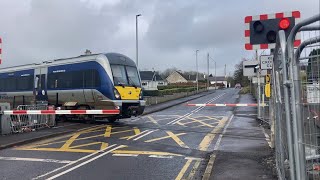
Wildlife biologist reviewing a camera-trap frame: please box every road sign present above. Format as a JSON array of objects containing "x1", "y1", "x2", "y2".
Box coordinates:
[
  {"x1": 243, "y1": 60, "x2": 268, "y2": 77},
  {"x1": 266, "y1": 74, "x2": 271, "y2": 84},
  {"x1": 265, "y1": 83, "x2": 271, "y2": 97},
  {"x1": 243, "y1": 60, "x2": 258, "y2": 76},
  {"x1": 252, "y1": 77, "x2": 265, "y2": 84},
  {"x1": 306, "y1": 84, "x2": 320, "y2": 103},
  {"x1": 260, "y1": 55, "x2": 273, "y2": 69},
  {"x1": 244, "y1": 11, "x2": 301, "y2": 50}
]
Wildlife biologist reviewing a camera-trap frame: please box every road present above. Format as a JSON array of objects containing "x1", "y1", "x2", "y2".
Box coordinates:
[{"x1": 0, "y1": 89, "x2": 273, "y2": 180}]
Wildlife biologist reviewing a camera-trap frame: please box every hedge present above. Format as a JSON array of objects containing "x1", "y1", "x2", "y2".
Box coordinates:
[{"x1": 144, "y1": 87, "x2": 206, "y2": 97}]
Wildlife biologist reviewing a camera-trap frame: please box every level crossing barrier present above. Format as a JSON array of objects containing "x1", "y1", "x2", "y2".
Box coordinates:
[
  {"x1": 271, "y1": 13, "x2": 320, "y2": 180},
  {"x1": 186, "y1": 103, "x2": 268, "y2": 107},
  {"x1": 0, "y1": 103, "x2": 120, "y2": 135}
]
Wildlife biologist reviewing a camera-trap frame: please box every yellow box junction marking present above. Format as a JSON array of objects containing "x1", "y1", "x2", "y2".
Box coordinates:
[
  {"x1": 144, "y1": 131, "x2": 188, "y2": 148},
  {"x1": 175, "y1": 159, "x2": 193, "y2": 180},
  {"x1": 176, "y1": 116, "x2": 222, "y2": 128},
  {"x1": 15, "y1": 125, "x2": 183, "y2": 157},
  {"x1": 104, "y1": 125, "x2": 112, "y2": 137},
  {"x1": 175, "y1": 116, "x2": 229, "y2": 180}
]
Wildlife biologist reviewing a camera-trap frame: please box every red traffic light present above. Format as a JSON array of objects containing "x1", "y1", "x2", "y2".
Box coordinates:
[{"x1": 279, "y1": 18, "x2": 290, "y2": 30}]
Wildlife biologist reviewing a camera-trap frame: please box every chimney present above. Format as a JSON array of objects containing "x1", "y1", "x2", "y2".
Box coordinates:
[{"x1": 84, "y1": 49, "x2": 92, "y2": 55}]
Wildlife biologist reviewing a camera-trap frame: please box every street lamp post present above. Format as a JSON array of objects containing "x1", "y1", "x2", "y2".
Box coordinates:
[
  {"x1": 136, "y1": 14, "x2": 141, "y2": 68},
  {"x1": 196, "y1": 50, "x2": 199, "y2": 92},
  {"x1": 207, "y1": 53, "x2": 209, "y2": 90},
  {"x1": 209, "y1": 56, "x2": 217, "y2": 90}
]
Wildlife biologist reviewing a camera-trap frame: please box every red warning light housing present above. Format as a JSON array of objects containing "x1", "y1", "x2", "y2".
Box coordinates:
[{"x1": 279, "y1": 18, "x2": 290, "y2": 30}]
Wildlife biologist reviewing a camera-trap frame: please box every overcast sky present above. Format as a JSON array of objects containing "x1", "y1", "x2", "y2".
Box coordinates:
[{"x1": 0, "y1": 0, "x2": 319, "y2": 76}]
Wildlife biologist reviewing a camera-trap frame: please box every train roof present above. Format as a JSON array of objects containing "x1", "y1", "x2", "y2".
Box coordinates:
[{"x1": 0, "y1": 52, "x2": 136, "y2": 73}]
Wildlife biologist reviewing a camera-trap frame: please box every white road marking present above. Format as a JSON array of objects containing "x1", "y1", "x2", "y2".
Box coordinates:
[
  {"x1": 167, "y1": 93, "x2": 226, "y2": 125},
  {"x1": 46, "y1": 145, "x2": 126, "y2": 180},
  {"x1": 112, "y1": 154, "x2": 139, "y2": 157},
  {"x1": 0, "y1": 157, "x2": 73, "y2": 164},
  {"x1": 213, "y1": 114, "x2": 234, "y2": 151},
  {"x1": 149, "y1": 155, "x2": 173, "y2": 159},
  {"x1": 261, "y1": 126, "x2": 272, "y2": 148},
  {"x1": 236, "y1": 114, "x2": 257, "y2": 116},
  {"x1": 184, "y1": 157, "x2": 203, "y2": 161},
  {"x1": 126, "y1": 130, "x2": 149, "y2": 140},
  {"x1": 32, "y1": 144, "x2": 118, "y2": 180},
  {"x1": 133, "y1": 130, "x2": 158, "y2": 141}
]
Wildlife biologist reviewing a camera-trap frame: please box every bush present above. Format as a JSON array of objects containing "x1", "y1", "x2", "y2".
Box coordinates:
[
  {"x1": 143, "y1": 90, "x2": 159, "y2": 96},
  {"x1": 144, "y1": 87, "x2": 202, "y2": 96},
  {"x1": 240, "y1": 86, "x2": 250, "y2": 94}
]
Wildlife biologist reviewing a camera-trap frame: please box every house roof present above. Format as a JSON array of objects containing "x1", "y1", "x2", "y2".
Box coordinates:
[
  {"x1": 139, "y1": 71, "x2": 164, "y2": 81},
  {"x1": 208, "y1": 76, "x2": 227, "y2": 81},
  {"x1": 175, "y1": 71, "x2": 205, "y2": 81}
]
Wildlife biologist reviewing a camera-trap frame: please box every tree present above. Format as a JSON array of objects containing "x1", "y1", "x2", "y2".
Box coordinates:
[
  {"x1": 232, "y1": 58, "x2": 250, "y2": 87},
  {"x1": 160, "y1": 67, "x2": 178, "y2": 79},
  {"x1": 307, "y1": 49, "x2": 320, "y2": 82}
]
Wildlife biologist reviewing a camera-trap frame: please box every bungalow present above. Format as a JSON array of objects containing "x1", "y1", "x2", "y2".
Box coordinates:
[
  {"x1": 166, "y1": 71, "x2": 205, "y2": 84},
  {"x1": 139, "y1": 71, "x2": 167, "y2": 90},
  {"x1": 208, "y1": 76, "x2": 230, "y2": 88}
]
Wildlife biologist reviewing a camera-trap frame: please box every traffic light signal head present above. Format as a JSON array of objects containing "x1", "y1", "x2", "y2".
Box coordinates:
[
  {"x1": 250, "y1": 17, "x2": 295, "y2": 45},
  {"x1": 245, "y1": 11, "x2": 301, "y2": 50}
]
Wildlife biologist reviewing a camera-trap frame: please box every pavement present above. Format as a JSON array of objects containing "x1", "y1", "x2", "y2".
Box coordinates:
[
  {"x1": 0, "y1": 89, "x2": 276, "y2": 180},
  {"x1": 208, "y1": 94, "x2": 276, "y2": 180}
]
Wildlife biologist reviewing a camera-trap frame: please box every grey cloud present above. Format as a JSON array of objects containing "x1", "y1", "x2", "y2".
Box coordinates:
[{"x1": 0, "y1": 0, "x2": 318, "y2": 76}]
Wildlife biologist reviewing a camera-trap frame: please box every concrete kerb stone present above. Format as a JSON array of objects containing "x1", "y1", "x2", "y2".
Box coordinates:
[{"x1": 0, "y1": 130, "x2": 74, "y2": 150}]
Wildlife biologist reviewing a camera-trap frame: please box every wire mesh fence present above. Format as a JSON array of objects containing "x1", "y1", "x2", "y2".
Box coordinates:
[
  {"x1": 298, "y1": 30, "x2": 320, "y2": 180},
  {"x1": 271, "y1": 13, "x2": 320, "y2": 180},
  {"x1": 10, "y1": 104, "x2": 55, "y2": 133}
]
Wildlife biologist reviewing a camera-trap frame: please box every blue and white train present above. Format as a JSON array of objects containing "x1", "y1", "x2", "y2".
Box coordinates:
[{"x1": 0, "y1": 52, "x2": 145, "y2": 122}]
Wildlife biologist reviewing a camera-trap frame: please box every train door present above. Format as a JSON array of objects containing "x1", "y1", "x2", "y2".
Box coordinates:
[
  {"x1": 34, "y1": 67, "x2": 48, "y2": 102},
  {"x1": 82, "y1": 70, "x2": 96, "y2": 103}
]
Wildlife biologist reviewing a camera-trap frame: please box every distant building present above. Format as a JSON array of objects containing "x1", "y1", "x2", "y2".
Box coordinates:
[
  {"x1": 208, "y1": 76, "x2": 229, "y2": 88},
  {"x1": 166, "y1": 71, "x2": 205, "y2": 84},
  {"x1": 139, "y1": 71, "x2": 167, "y2": 90}
]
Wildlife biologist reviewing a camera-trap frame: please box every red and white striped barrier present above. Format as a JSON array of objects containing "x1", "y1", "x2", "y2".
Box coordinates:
[
  {"x1": 187, "y1": 103, "x2": 268, "y2": 107},
  {"x1": 3, "y1": 109, "x2": 120, "y2": 115}
]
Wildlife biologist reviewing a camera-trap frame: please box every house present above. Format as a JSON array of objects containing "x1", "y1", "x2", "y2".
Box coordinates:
[
  {"x1": 208, "y1": 76, "x2": 229, "y2": 88},
  {"x1": 166, "y1": 71, "x2": 206, "y2": 84},
  {"x1": 139, "y1": 71, "x2": 167, "y2": 90}
]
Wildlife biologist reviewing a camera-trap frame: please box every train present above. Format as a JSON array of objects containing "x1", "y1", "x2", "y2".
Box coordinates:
[{"x1": 0, "y1": 52, "x2": 145, "y2": 122}]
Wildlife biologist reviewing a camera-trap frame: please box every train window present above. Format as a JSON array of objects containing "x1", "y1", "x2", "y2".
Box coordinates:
[
  {"x1": 72, "y1": 71, "x2": 83, "y2": 88},
  {"x1": 111, "y1": 65, "x2": 128, "y2": 86},
  {"x1": 48, "y1": 70, "x2": 100, "y2": 89},
  {"x1": 17, "y1": 76, "x2": 33, "y2": 90},
  {"x1": 126, "y1": 66, "x2": 141, "y2": 87},
  {"x1": 84, "y1": 70, "x2": 100, "y2": 88},
  {"x1": 5, "y1": 77, "x2": 17, "y2": 91}
]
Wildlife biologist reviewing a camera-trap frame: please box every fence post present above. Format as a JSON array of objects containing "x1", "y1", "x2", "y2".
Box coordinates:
[{"x1": 0, "y1": 103, "x2": 11, "y2": 135}]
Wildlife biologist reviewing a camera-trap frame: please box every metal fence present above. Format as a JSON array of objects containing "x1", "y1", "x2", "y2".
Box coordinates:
[
  {"x1": 1, "y1": 104, "x2": 55, "y2": 134},
  {"x1": 271, "y1": 13, "x2": 320, "y2": 180}
]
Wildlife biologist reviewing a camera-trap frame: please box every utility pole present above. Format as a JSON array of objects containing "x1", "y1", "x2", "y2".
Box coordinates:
[
  {"x1": 256, "y1": 50, "x2": 261, "y2": 119},
  {"x1": 207, "y1": 53, "x2": 210, "y2": 90},
  {"x1": 136, "y1": 14, "x2": 141, "y2": 68},
  {"x1": 196, "y1": 50, "x2": 199, "y2": 93}
]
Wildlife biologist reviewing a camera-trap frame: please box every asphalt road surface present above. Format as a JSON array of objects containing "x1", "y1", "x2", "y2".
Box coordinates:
[{"x1": 0, "y1": 89, "x2": 272, "y2": 180}]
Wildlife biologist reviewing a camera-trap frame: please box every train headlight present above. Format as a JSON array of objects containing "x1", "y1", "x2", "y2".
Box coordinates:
[
  {"x1": 114, "y1": 89, "x2": 121, "y2": 99},
  {"x1": 139, "y1": 90, "x2": 143, "y2": 100}
]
